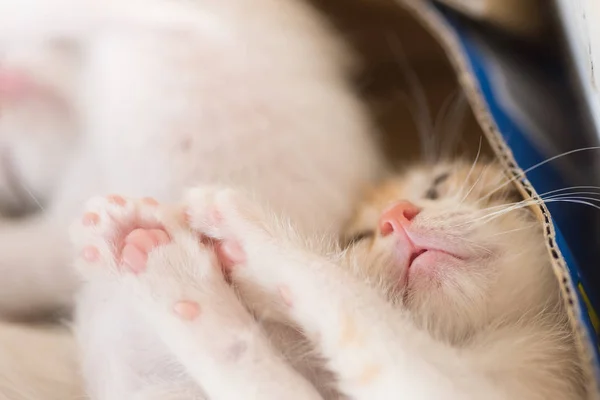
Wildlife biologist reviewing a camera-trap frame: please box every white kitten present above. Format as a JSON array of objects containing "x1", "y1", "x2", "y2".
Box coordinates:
[
  {"x1": 0, "y1": 0, "x2": 382, "y2": 319},
  {"x1": 69, "y1": 160, "x2": 584, "y2": 399}
]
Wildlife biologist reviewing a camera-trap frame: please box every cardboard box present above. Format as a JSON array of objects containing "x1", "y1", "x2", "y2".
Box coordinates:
[{"x1": 389, "y1": 0, "x2": 600, "y2": 396}]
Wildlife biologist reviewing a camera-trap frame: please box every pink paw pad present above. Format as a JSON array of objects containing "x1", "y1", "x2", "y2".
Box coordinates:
[
  {"x1": 173, "y1": 300, "x2": 200, "y2": 320},
  {"x1": 217, "y1": 241, "x2": 245, "y2": 271},
  {"x1": 82, "y1": 212, "x2": 99, "y2": 226},
  {"x1": 121, "y1": 228, "x2": 170, "y2": 273},
  {"x1": 184, "y1": 207, "x2": 222, "y2": 226},
  {"x1": 142, "y1": 197, "x2": 159, "y2": 206},
  {"x1": 107, "y1": 195, "x2": 126, "y2": 206},
  {"x1": 82, "y1": 246, "x2": 100, "y2": 262}
]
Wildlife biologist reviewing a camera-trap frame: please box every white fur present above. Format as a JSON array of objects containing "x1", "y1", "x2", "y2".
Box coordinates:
[
  {"x1": 0, "y1": 0, "x2": 382, "y2": 397},
  {"x1": 71, "y1": 196, "x2": 324, "y2": 400},
  {"x1": 0, "y1": 0, "x2": 583, "y2": 398},
  {"x1": 0, "y1": 0, "x2": 382, "y2": 319},
  {"x1": 68, "y1": 175, "x2": 584, "y2": 399}
]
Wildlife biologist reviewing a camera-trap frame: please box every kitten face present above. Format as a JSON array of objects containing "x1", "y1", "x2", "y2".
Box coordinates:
[{"x1": 343, "y1": 161, "x2": 560, "y2": 343}]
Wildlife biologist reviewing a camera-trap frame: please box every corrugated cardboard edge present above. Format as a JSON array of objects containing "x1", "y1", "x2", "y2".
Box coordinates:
[
  {"x1": 436, "y1": 0, "x2": 547, "y2": 37},
  {"x1": 392, "y1": 0, "x2": 599, "y2": 397}
]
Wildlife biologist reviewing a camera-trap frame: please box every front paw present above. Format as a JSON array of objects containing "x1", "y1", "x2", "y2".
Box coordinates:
[
  {"x1": 184, "y1": 186, "x2": 294, "y2": 320},
  {"x1": 71, "y1": 194, "x2": 232, "y2": 322},
  {"x1": 184, "y1": 186, "x2": 275, "y2": 265}
]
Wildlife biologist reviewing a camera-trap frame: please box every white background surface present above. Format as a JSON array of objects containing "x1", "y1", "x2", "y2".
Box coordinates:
[{"x1": 555, "y1": 0, "x2": 600, "y2": 140}]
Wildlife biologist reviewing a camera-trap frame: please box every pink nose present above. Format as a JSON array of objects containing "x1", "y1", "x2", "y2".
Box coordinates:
[{"x1": 379, "y1": 200, "x2": 421, "y2": 236}]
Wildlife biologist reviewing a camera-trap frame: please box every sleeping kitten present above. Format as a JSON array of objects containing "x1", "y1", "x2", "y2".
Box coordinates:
[
  {"x1": 0, "y1": 0, "x2": 382, "y2": 318},
  {"x1": 70, "y1": 159, "x2": 584, "y2": 399}
]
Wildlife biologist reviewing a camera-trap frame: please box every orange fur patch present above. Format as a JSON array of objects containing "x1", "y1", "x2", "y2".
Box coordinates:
[
  {"x1": 339, "y1": 314, "x2": 363, "y2": 347},
  {"x1": 357, "y1": 364, "x2": 381, "y2": 385}
]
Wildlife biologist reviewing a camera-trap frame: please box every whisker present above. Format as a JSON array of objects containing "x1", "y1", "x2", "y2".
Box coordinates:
[
  {"x1": 460, "y1": 153, "x2": 488, "y2": 206},
  {"x1": 434, "y1": 89, "x2": 459, "y2": 138},
  {"x1": 466, "y1": 197, "x2": 600, "y2": 227},
  {"x1": 537, "y1": 186, "x2": 600, "y2": 199},
  {"x1": 437, "y1": 90, "x2": 468, "y2": 160},
  {"x1": 484, "y1": 224, "x2": 538, "y2": 238},
  {"x1": 457, "y1": 136, "x2": 483, "y2": 205},
  {"x1": 542, "y1": 192, "x2": 600, "y2": 200},
  {"x1": 431, "y1": 90, "x2": 458, "y2": 160},
  {"x1": 477, "y1": 146, "x2": 600, "y2": 205},
  {"x1": 543, "y1": 185, "x2": 600, "y2": 193},
  {"x1": 544, "y1": 198, "x2": 600, "y2": 212},
  {"x1": 444, "y1": 183, "x2": 600, "y2": 232},
  {"x1": 386, "y1": 32, "x2": 435, "y2": 162},
  {"x1": 452, "y1": 199, "x2": 548, "y2": 227},
  {"x1": 542, "y1": 196, "x2": 600, "y2": 206},
  {"x1": 451, "y1": 188, "x2": 600, "y2": 229}
]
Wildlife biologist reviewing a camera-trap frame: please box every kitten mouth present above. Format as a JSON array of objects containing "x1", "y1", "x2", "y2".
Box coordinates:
[
  {"x1": 385, "y1": 228, "x2": 471, "y2": 289},
  {"x1": 398, "y1": 248, "x2": 465, "y2": 293},
  {"x1": 407, "y1": 248, "x2": 463, "y2": 269},
  {"x1": 403, "y1": 229, "x2": 472, "y2": 264},
  {"x1": 408, "y1": 249, "x2": 427, "y2": 267}
]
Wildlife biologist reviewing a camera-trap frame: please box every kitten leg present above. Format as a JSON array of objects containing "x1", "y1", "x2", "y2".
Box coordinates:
[
  {"x1": 71, "y1": 195, "x2": 323, "y2": 400},
  {"x1": 185, "y1": 186, "x2": 503, "y2": 400},
  {"x1": 71, "y1": 196, "x2": 195, "y2": 399}
]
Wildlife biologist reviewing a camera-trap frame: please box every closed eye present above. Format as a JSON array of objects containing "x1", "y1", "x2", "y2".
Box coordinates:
[
  {"x1": 424, "y1": 172, "x2": 450, "y2": 200},
  {"x1": 343, "y1": 230, "x2": 374, "y2": 247},
  {"x1": 433, "y1": 172, "x2": 450, "y2": 186}
]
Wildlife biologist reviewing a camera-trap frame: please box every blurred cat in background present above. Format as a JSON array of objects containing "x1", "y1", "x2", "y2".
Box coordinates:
[{"x1": 0, "y1": 0, "x2": 383, "y2": 318}]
